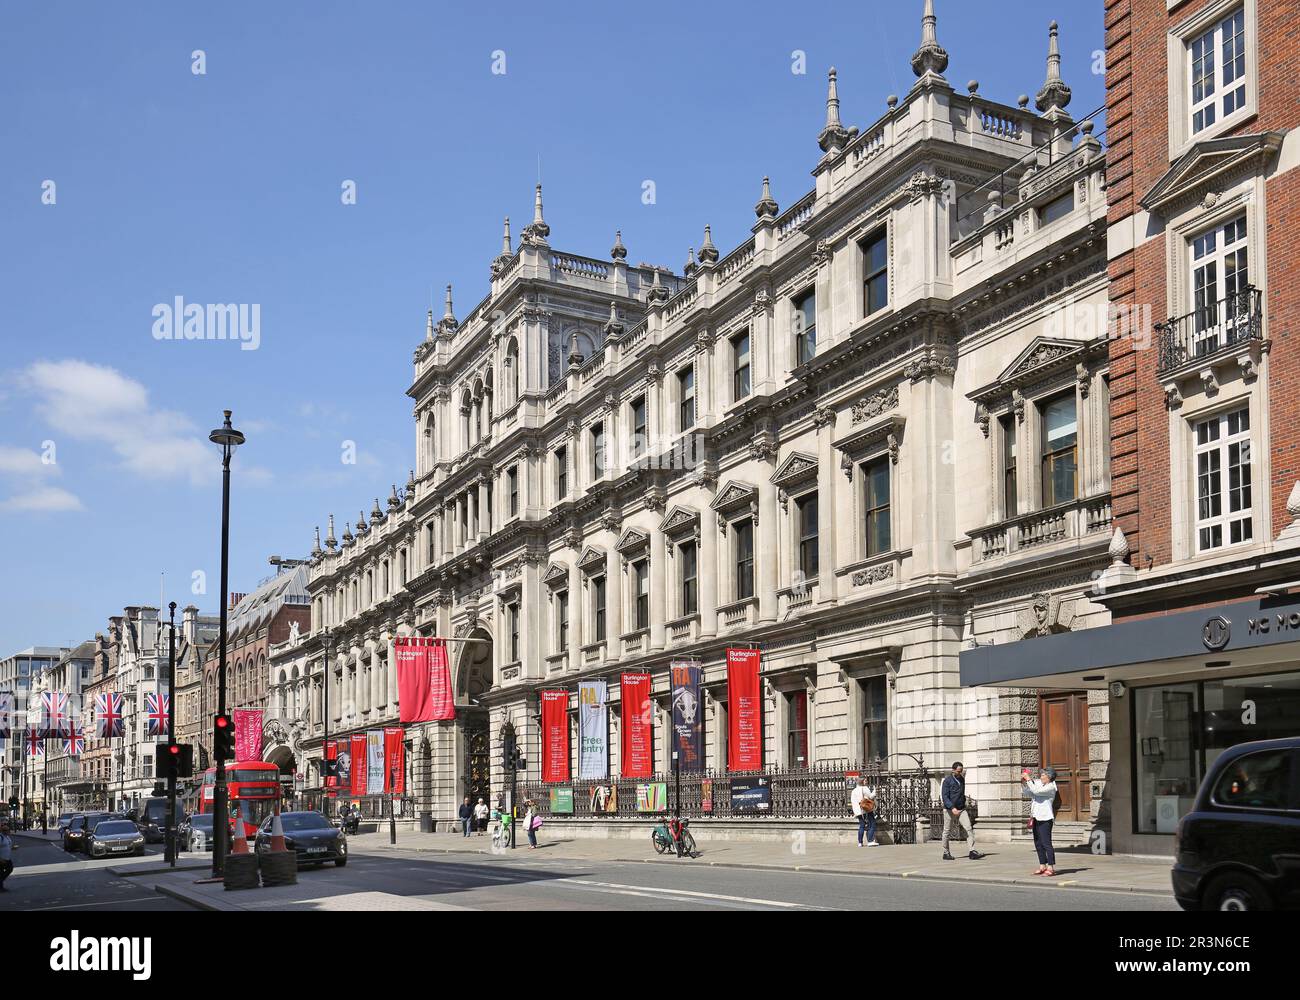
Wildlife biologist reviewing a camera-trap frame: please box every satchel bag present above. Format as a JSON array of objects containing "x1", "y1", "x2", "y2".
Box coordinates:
[{"x1": 965, "y1": 796, "x2": 978, "y2": 820}]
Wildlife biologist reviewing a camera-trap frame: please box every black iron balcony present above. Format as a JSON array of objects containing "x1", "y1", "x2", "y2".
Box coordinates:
[{"x1": 1155, "y1": 285, "x2": 1262, "y2": 375}]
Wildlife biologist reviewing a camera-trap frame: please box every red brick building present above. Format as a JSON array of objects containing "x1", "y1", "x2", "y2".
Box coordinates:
[{"x1": 961, "y1": 0, "x2": 1300, "y2": 857}]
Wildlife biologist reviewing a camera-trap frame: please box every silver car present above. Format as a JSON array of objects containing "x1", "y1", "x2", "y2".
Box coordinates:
[{"x1": 86, "y1": 819, "x2": 146, "y2": 858}]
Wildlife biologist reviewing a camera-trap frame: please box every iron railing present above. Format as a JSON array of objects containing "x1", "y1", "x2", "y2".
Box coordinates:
[
  {"x1": 1155, "y1": 285, "x2": 1262, "y2": 374},
  {"x1": 520, "y1": 760, "x2": 948, "y2": 843}
]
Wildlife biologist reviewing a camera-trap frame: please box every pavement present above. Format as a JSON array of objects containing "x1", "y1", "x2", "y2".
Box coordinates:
[{"x1": 342, "y1": 828, "x2": 1178, "y2": 897}]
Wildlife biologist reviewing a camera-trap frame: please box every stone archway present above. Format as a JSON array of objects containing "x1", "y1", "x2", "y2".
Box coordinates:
[
  {"x1": 454, "y1": 627, "x2": 494, "y2": 819},
  {"x1": 264, "y1": 743, "x2": 297, "y2": 804}
]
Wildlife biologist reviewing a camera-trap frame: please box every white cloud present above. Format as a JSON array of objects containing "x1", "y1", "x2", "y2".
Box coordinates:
[
  {"x1": 0, "y1": 486, "x2": 83, "y2": 513},
  {"x1": 18, "y1": 359, "x2": 270, "y2": 487},
  {"x1": 0, "y1": 445, "x2": 54, "y2": 477}
]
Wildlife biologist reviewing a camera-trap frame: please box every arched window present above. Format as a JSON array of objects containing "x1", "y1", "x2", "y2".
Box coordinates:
[
  {"x1": 422, "y1": 411, "x2": 436, "y2": 474},
  {"x1": 461, "y1": 389, "x2": 473, "y2": 450},
  {"x1": 505, "y1": 338, "x2": 520, "y2": 404}
]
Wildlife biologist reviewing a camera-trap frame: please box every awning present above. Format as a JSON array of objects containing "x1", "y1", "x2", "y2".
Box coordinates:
[{"x1": 960, "y1": 593, "x2": 1300, "y2": 689}]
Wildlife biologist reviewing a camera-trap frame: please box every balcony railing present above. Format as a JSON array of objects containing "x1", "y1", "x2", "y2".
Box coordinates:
[
  {"x1": 1155, "y1": 285, "x2": 1263, "y2": 375},
  {"x1": 970, "y1": 493, "x2": 1112, "y2": 563}
]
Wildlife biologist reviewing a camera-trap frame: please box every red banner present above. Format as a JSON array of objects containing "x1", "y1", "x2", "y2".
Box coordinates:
[
  {"x1": 384, "y1": 727, "x2": 405, "y2": 794},
  {"x1": 620, "y1": 673, "x2": 653, "y2": 778},
  {"x1": 350, "y1": 733, "x2": 368, "y2": 796},
  {"x1": 396, "y1": 637, "x2": 455, "y2": 723},
  {"x1": 727, "y1": 648, "x2": 763, "y2": 771},
  {"x1": 233, "y1": 708, "x2": 262, "y2": 762},
  {"x1": 324, "y1": 740, "x2": 338, "y2": 794},
  {"x1": 541, "y1": 690, "x2": 570, "y2": 783}
]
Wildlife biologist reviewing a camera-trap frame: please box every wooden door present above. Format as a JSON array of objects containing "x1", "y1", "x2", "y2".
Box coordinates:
[{"x1": 1037, "y1": 692, "x2": 1091, "y2": 822}]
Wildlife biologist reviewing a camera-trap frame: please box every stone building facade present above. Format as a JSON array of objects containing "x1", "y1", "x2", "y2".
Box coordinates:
[
  {"x1": 301, "y1": 2, "x2": 1116, "y2": 840},
  {"x1": 964, "y1": 0, "x2": 1300, "y2": 857}
]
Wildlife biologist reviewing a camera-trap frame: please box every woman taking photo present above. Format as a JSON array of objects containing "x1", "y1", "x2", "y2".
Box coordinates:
[{"x1": 1022, "y1": 767, "x2": 1059, "y2": 876}]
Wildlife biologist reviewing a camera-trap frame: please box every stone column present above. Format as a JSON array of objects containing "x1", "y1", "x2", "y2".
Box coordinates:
[
  {"x1": 649, "y1": 524, "x2": 667, "y2": 651},
  {"x1": 698, "y1": 497, "x2": 718, "y2": 639},
  {"x1": 816, "y1": 409, "x2": 838, "y2": 606},
  {"x1": 386, "y1": 632, "x2": 399, "y2": 709},
  {"x1": 568, "y1": 557, "x2": 582, "y2": 671},
  {"x1": 367, "y1": 636, "x2": 381, "y2": 715},
  {"x1": 756, "y1": 453, "x2": 780, "y2": 624},
  {"x1": 604, "y1": 532, "x2": 622, "y2": 654}
]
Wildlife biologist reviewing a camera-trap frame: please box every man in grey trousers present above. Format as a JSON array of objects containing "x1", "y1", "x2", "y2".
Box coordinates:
[{"x1": 941, "y1": 762, "x2": 984, "y2": 861}]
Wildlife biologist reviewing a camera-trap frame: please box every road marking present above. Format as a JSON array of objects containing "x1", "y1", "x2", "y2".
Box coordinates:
[
  {"x1": 29, "y1": 897, "x2": 164, "y2": 911},
  {"x1": 563, "y1": 878, "x2": 833, "y2": 910}
]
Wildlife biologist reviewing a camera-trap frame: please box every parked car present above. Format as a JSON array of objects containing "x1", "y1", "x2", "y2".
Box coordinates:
[
  {"x1": 253, "y1": 811, "x2": 347, "y2": 867},
  {"x1": 62, "y1": 812, "x2": 110, "y2": 853},
  {"x1": 85, "y1": 818, "x2": 146, "y2": 858},
  {"x1": 178, "y1": 813, "x2": 214, "y2": 852},
  {"x1": 1173, "y1": 737, "x2": 1300, "y2": 911}
]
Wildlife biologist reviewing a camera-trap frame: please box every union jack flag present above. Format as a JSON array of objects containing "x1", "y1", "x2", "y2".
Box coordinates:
[
  {"x1": 41, "y1": 690, "x2": 71, "y2": 737},
  {"x1": 96, "y1": 691, "x2": 124, "y2": 738},
  {"x1": 63, "y1": 721, "x2": 84, "y2": 757},
  {"x1": 25, "y1": 723, "x2": 43, "y2": 758},
  {"x1": 145, "y1": 692, "x2": 169, "y2": 737}
]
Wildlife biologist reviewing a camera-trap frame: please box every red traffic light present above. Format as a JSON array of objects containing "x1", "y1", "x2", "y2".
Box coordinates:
[
  {"x1": 167, "y1": 743, "x2": 181, "y2": 755},
  {"x1": 215, "y1": 715, "x2": 230, "y2": 728}
]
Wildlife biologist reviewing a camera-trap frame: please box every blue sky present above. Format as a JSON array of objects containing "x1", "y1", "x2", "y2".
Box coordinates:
[{"x1": 0, "y1": 1, "x2": 1104, "y2": 654}]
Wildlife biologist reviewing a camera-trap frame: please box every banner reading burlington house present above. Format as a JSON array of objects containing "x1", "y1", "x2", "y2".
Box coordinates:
[
  {"x1": 541, "y1": 689, "x2": 569, "y2": 783},
  {"x1": 727, "y1": 647, "x2": 762, "y2": 771},
  {"x1": 578, "y1": 680, "x2": 607, "y2": 780},
  {"x1": 395, "y1": 637, "x2": 455, "y2": 723},
  {"x1": 670, "y1": 661, "x2": 703, "y2": 773},
  {"x1": 621, "y1": 673, "x2": 653, "y2": 778}
]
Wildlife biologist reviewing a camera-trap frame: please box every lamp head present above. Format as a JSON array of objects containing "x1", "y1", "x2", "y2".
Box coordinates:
[{"x1": 208, "y1": 409, "x2": 245, "y2": 453}]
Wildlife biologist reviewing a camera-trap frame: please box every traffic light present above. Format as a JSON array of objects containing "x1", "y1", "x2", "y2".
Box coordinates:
[
  {"x1": 213, "y1": 714, "x2": 234, "y2": 761},
  {"x1": 159, "y1": 742, "x2": 194, "y2": 782}
]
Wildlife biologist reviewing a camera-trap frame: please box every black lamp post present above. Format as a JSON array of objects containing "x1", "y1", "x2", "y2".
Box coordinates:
[
  {"x1": 318, "y1": 627, "x2": 334, "y2": 819},
  {"x1": 165, "y1": 601, "x2": 178, "y2": 867},
  {"x1": 208, "y1": 409, "x2": 244, "y2": 878}
]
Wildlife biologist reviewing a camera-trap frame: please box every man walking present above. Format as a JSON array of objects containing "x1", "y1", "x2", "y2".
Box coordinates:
[
  {"x1": 850, "y1": 776, "x2": 879, "y2": 847},
  {"x1": 0, "y1": 822, "x2": 15, "y2": 892},
  {"x1": 458, "y1": 796, "x2": 473, "y2": 838},
  {"x1": 941, "y1": 762, "x2": 983, "y2": 861}
]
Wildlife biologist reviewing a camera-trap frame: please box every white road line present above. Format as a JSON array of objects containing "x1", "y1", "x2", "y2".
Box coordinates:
[
  {"x1": 28, "y1": 897, "x2": 164, "y2": 911},
  {"x1": 563, "y1": 878, "x2": 834, "y2": 910}
]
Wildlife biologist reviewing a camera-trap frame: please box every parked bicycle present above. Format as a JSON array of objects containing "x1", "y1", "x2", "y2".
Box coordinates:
[{"x1": 651, "y1": 814, "x2": 697, "y2": 858}]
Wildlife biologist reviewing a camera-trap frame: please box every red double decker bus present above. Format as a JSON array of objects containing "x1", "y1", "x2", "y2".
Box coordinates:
[{"x1": 199, "y1": 761, "x2": 281, "y2": 838}]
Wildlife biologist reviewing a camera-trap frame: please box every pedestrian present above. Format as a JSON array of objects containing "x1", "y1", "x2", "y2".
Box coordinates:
[
  {"x1": 0, "y1": 822, "x2": 14, "y2": 892},
  {"x1": 850, "y1": 776, "x2": 879, "y2": 847},
  {"x1": 458, "y1": 796, "x2": 473, "y2": 838},
  {"x1": 524, "y1": 800, "x2": 540, "y2": 849},
  {"x1": 1022, "y1": 766, "x2": 1059, "y2": 876},
  {"x1": 941, "y1": 761, "x2": 984, "y2": 861},
  {"x1": 473, "y1": 797, "x2": 489, "y2": 836}
]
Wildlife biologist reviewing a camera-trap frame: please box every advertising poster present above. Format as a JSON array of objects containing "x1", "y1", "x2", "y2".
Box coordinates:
[
  {"x1": 670, "y1": 661, "x2": 704, "y2": 773},
  {"x1": 588, "y1": 784, "x2": 618, "y2": 813},
  {"x1": 726, "y1": 647, "x2": 763, "y2": 771},
  {"x1": 395, "y1": 637, "x2": 455, "y2": 723},
  {"x1": 620, "y1": 673, "x2": 653, "y2": 778},
  {"x1": 577, "y1": 679, "x2": 608, "y2": 780},
  {"x1": 326, "y1": 739, "x2": 343, "y2": 790},
  {"x1": 635, "y1": 782, "x2": 667, "y2": 812},
  {"x1": 541, "y1": 689, "x2": 570, "y2": 783},
  {"x1": 233, "y1": 708, "x2": 263, "y2": 762},
  {"x1": 366, "y1": 729, "x2": 384, "y2": 794},
  {"x1": 383, "y1": 727, "x2": 405, "y2": 794},
  {"x1": 701, "y1": 777, "x2": 714, "y2": 814},
  {"x1": 730, "y1": 775, "x2": 772, "y2": 814},
  {"x1": 549, "y1": 786, "x2": 575, "y2": 814},
  {"x1": 350, "y1": 733, "x2": 368, "y2": 796}
]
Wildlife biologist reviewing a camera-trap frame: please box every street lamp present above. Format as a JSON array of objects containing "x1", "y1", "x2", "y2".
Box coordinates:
[
  {"x1": 318, "y1": 627, "x2": 334, "y2": 818},
  {"x1": 208, "y1": 409, "x2": 244, "y2": 879}
]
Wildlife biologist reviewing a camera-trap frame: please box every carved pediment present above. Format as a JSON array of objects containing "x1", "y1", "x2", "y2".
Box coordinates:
[
  {"x1": 543, "y1": 562, "x2": 569, "y2": 587},
  {"x1": 577, "y1": 546, "x2": 607, "y2": 572},
  {"x1": 709, "y1": 480, "x2": 758, "y2": 514},
  {"x1": 616, "y1": 527, "x2": 650, "y2": 554},
  {"x1": 770, "y1": 451, "x2": 818, "y2": 490},
  {"x1": 659, "y1": 505, "x2": 700, "y2": 538},
  {"x1": 969, "y1": 336, "x2": 1106, "y2": 405},
  {"x1": 1140, "y1": 132, "x2": 1284, "y2": 215}
]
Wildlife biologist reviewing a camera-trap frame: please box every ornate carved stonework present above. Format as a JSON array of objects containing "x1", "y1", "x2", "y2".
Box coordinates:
[
  {"x1": 851, "y1": 385, "x2": 899, "y2": 424},
  {"x1": 812, "y1": 240, "x2": 834, "y2": 265},
  {"x1": 748, "y1": 437, "x2": 778, "y2": 463},
  {"x1": 1016, "y1": 592, "x2": 1076, "y2": 639},
  {"x1": 903, "y1": 353, "x2": 954, "y2": 382},
  {"x1": 1012, "y1": 389, "x2": 1026, "y2": 423},
  {"x1": 813, "y1": 406, "x2": 837, "y2": 429},
  {"x1": 852, "y1": 564, "x2": 895, "y2": 586},
  {"x1": 974, "y1": 402, "x2": 991, "y2": 438},
  {"x1": 751, "y1": 290, "x2": 772, "y2": 316}
]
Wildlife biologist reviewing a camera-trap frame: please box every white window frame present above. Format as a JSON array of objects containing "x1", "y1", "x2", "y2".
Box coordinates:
[
  {"x1": 1193, "y1": 405, "x2": 1253, "y2": 553},
  {"x1": 1188, "y1": 213, "x2": 1250, "y2": 357},
  {"x1": 1167, "y1": 0, "x2": 1257, "y2": 159}
]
